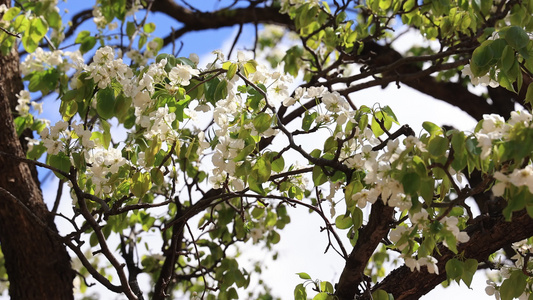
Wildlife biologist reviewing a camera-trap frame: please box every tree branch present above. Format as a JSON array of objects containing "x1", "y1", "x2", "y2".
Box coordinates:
[{"x1": 335, "y1": 200, "x2": 396, "y2": 300}]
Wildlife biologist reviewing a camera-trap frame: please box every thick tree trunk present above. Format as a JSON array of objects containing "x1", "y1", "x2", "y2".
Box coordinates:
[{"x1": 0, "y1": 1, "x2": 75, "y2": 297}]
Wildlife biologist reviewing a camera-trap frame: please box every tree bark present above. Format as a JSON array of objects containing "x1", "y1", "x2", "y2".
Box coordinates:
[{"x1": 0, "y1": 1, "x2": 75, "y2": 297}]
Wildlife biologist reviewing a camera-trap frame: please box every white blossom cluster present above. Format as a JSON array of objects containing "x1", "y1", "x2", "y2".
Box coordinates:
[
  {"x1": 461, "y1": 31, "x2": 501, "y2": 88},
  {"x1": 15, "y1": 90, "x2": 42, "y2": 117},
  {"x1": 17, "y1": 48, "x2": 83, "y2": 118},
  {"x1": 86, "y1": 146, "x2": 127, "y2": 196},
  {"x1": 389, "y1": 212, "x2": 470, "y2": 276},
  {"x1": 283, "y1": 86, "x2": 356, "y2": 126},
  {"x1": 20, "y1": 47, "x2": 84, "y2": 76},
  {"x1": 403, "y1": 255, "x2": 439, "y2": 275},
  {"x1": 84, "y1": 46, "x2": 133, "y2": 89},
  {"x1": 38, "y1": 120, "x2": 95, "y2": 156},
  {"x1": 462, "y1": 64, "x2": 499, "y2": 87},
  {"x1": 485, "y1": 239, "x2": 533, "y2": 300},
  {"x1": 347, "y1": 137, "x2": 428, "y2": 211},
  {"x1": 476, "y1": 111, "x2": 533, "y2": 196}
]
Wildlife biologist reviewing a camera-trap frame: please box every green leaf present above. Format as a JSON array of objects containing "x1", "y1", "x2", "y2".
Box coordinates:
[
  {"x1": 422, "y1": 121, "x2": 443, "y2": 135},
  {"x1": 351, "y1": 207, "x2": 363, "y2": 229},
  {"x1": 22, "y1": 33, "x2": 38, "y2": 53},
  {"x1": 126, "y1": 22, "x2": 136, "y2": 39},
  {"x1": 233, "y1": 143, "x2": 255, "y2": 162},
  {"x1": 138, "y1": 34, "x2": 146, "y2": 49},
  {"x1": 312, "y1": 292, "x2": 329, "y2": 300},
  {"x1": 97, "y1": 87, "x2": 116, "y2": 119},
  {"x1": 59, "y1": 99, "x2": 78, "y2": 120},
  {"x1": 226, "y1": 63, "x2": 238, "y2": 80},
  {"x1": 500, "y1": 270, "x2": 527, "y2": 300},
  {"x1": 272, "y1": 156, "x2": 285, "y2": 173},
  {"x1": 451, "y1": 132, "x2": 465, "y2": 153},
  {"x1": 131, "y1": 172, "x2": 152, "y2": 198},
  {"x1": 428, "y1": 136, "x2": 448, "y2": 157},
  {"x1": 525, "y1": 83, "x2": 533, "y2": 105},
  {"x1": 3, "y1": 7, "x2": 20, "y2": 21},
  {"x1": 335, "y1": 214, "x2": 353, "y2": 229},
  {"x1": 248, "y1": 176, "x2": 266, "y2": 196},
  {"x1": 48, "y1": 152, "x2": 71, "y2": 179},
  {"x1": 302, "y1": 111, "x2": 317, "y2": 131},
  {"x1": 471, "y1": 42, "x2": 494, "y2": 75},
  {"x1": 75, "y1": 30, "x2": 90, "y2": 43},
  {"x1": 243, "y1": 61, "x2": 257, "y2": 77},
  {"x1": 214, "y1": 79, "x2": 228, "y2": 102},
  {"x1": 253, "y1": 113, "x2": 272, "y2": 133},
  {"x1": 320, "y1": 281, "x2": 334, "y2": 293},
  {"x1": 312, "y1": 165, "x2": 328, "y2": 186},
  {"x1": 371, "y1": 116, "x2": 385, "y2": 137},
  {"x1": 505, "y1": 26, "x2": 530, "y2": 50},
  {"x1": 445, "y1": 258, "x2": 463, "y2": 280},
  {"x1": 150, "y1": 168, "x2": 165, "y2": 186},
  {"x1": 401, "y1": 172, "x2": 420, "y2": 195},
  {"x1": 462, "y1": 259, "x2": 478, "y2": 288},
  {"x1": 296, "y1": 272, "x2": 311, "y2": 280},
  {"x1": 89, "y1": 232, "x2": 98, "y2": 247},
  {"x1": 13, "y1": 14, "x2": 29, "y2": 33},
  {"x1": 501, "y1": 45, "x2": 515, "y2": 73},
  {"x1": 294, "y1": 283, "x2": 307, "y2": 300},
  {"x1": 382, "y1": 106, "x2": 399, "y2": 124},
  {"x1": 251, "y1": 156, "x2": 271, "y2": 183},
  {"x1": 46, "y1": 9, "x2": 62, "y2": 30},
  {"x1": 372, "y1": 289, "x2": 391, "y2": 300},
  {"x1": 143, "y1": 22, "x2": 156, "y2": 33},
  {"x1": 29, "y1": 17, "x2": 48, "y2": 42}
]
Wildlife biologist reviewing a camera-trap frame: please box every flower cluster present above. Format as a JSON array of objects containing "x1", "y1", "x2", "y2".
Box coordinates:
[
  {"x1": 403, "y1": 255, "x2": 439, "y2": 275},
  {"x1": 20, "y1": 47, "x2": 83, "y2": 76},
  {"x1": 15, "y1": 90, "x2": 42, "y2": 116},
  {"x1": 462, "y1": 64, "x2": 499, "y2": 87},
  {"x1": 84, "y1": 46, "x2": 133, "y2": 89},
  {"x1": 485, "y1": 239, "x2": 533, "y2": 300},
  {"x1": 86, "y1": 146, "x2": 127, "y2": 196}
]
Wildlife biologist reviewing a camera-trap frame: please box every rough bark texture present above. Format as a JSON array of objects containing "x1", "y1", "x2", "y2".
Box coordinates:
[{"x1": 0, "y1": 1, "x2": 75, "y2": 297}]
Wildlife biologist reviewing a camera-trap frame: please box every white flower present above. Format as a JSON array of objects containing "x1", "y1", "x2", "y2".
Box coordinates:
[
  {"x1": 250, "y1": 228, "x2": 263, "y2": 243},
  {"x1": 169, "y1": 64, "x2": 200, "y2": 86},
  {"x1": 212, "y1": 50, "x2": 225, "y2": 61},
  {"x1": 509, "y1": 111, "x2": 532, "y2": 126},
  {"x1": 508, "y1": 165, "x2": 533, "y2": 193},
  {"x1": 404, "y1": 257, "x2": 420, "y2": 272},
  {"x1": 419, "y1": 256, "x2": 439, "y2": 274},
  {"x1": 322, "y1": 91, "x2": 348, "y2": 113},
  {"x1": 389, "y1": 226, "x2": 409, "y2": 250},
  {"x1": 93, "y1": 46, "x2": 115, "y2": 64},
  {"x1": 43, "y1": 139, "x2": 64, "y2": 155},
  {"x1": 15, "y1": 90, "x2": 31, "y2": 116},
  {"x1": 462, "y1": 64, "x2": 499, "y2": 87},
  {"x1": 411, "y1": 209, "x2": 429, "y2": 224},
  {"x1": 184, "y1": 108, "x2": 198, "y2": 121},
  {"x1": 352, "y1": 189, "x2": 379, "y2": 208},
  {"x1": 236, "y1": 50, "x2": 248, "y2": 63},
  {"x1": 485, "y1": 280, "x2": 500, "y2": 300},
  {"x1": 475, "y1": 133, "x2": 493, "y2": 159},
  {"x1": 231, "y1": 178, "x2": 245, "y2": 191},
  {"x1": 31, "y1": 101, "x2": 43, "y2": 114},
  {"x1": 307, "y1": 86, "x2": 327, "y2": 98},
  {"x1": 189, "y1": 53, "x2": 199, "y2": 65}
]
